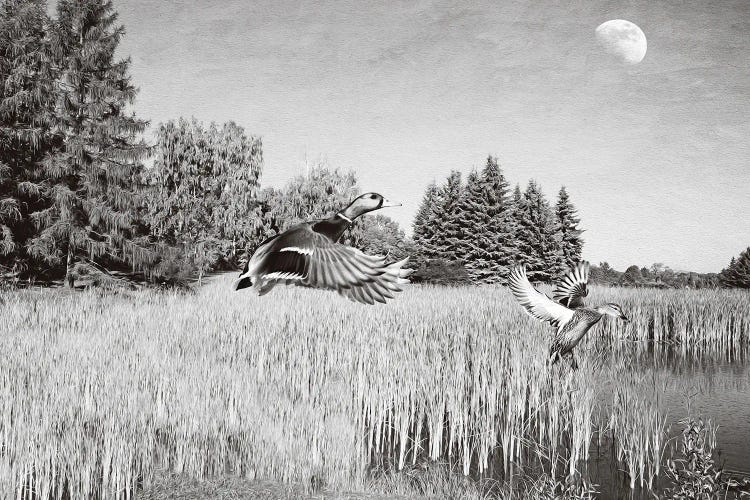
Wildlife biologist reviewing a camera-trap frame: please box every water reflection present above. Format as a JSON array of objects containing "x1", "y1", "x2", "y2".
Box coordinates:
[{"x1": 587, "y1": 341, "x2": 750, "y2": 498}]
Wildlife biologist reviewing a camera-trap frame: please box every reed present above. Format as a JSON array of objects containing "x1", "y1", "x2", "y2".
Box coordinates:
[{"x1": 0, "y1": 280, "x2": 747, "y2": 498}]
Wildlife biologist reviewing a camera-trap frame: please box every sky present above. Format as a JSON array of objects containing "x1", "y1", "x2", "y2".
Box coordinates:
[{"x1": 99, "y1": 0, "x2": 748, "y2": 273}]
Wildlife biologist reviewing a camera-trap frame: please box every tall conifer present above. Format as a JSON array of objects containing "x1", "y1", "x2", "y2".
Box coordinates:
[
  {"x1": 460, "y1": 156, "x2": 515, "y2": 283},
  {"x1": 28, "y1": 0, "x2": 153, "y2": 286},
  {"x1": 554, "y1": 186, "x2": 583, "y2": 276},
  {"x1": 0, "y1": 0, "x2": 52, "y2": 273},
  {"x1": 433, "y1": 170, "x2": 463, "y2": 261},
  {"x1": 412, "y1": 180, "x2": 442, "y2": 262},
  {"x1": 514, "y1": 180, "x2": 559, "y2": 282}
]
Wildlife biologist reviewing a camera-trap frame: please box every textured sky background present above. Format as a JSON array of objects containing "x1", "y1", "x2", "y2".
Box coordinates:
[{"x1": 95, "y1": 0, "x2": 748, "y2": 272}]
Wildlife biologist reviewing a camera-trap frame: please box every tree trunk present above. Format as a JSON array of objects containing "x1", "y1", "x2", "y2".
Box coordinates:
[{"x1": 65, "y1": 235, "x2": 75, "y2": 288}]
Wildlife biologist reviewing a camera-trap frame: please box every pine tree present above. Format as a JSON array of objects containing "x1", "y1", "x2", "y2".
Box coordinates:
[
  {"x1": 27, "y1": 0, "x2": 153, "y2": 287},
  {"x1": 514, "y1": 180, "x2": 560, "y2": 282},
  {"x1": 0, "y1": 0, "x2": 53, "y2": 276},
  {"x1": 433, "y1": 170, "x2": 463, "y2": 261},
  {"x1": 455, "y1": 169, "x2": 481, "y2": 264},
  {"x1": 554, "y1": 186, "x2": 584, "y2": 276},
  {"x1": 458, "y1": 156, "x2": 515, "y2": 283},
  {"x1": 719, "y1": 249, "x2": 750, "y2": 288},
  {"x1": 412, "y1": 180, "x2": 441, "y2": 262}
]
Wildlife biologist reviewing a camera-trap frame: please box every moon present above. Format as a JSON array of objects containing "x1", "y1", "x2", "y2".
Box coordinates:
[{"x1": 595, "y1": 20, "x2": 647, "y2": 65}]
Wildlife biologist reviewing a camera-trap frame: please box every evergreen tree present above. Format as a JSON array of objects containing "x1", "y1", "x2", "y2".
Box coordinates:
[
  {"x1": 0, "y1": 0, "x2": 52, "y2": 276},
  {"x1": 554, "y1": 186, "x2": 584, "y2": 275},
  {"x1": 433, "y1": 170, "x2": 463, "y2": 261},
  {"x1": 412, "y1": 180, "x2": 441, "y2": 262},
  {"x1": 514, "y1": 180, "x2": 561, "y2": 282},
  {"x1": 464, "y1": 156, "x2": 515, "y2": 283},
  {"x1": 455, "y1": 169, "x2": 480, "y2": 264},
  {"x1": 719, "y1": 248, "x2": 750, "y2": 288},
  {"x1": 27, "y1": 0, "x2": 153, "y2": 287}
]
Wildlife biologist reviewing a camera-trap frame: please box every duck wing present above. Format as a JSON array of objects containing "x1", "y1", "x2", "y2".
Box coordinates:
[
  {"x1": 335, "y1": 257, "x2": 412, "y2": 305},
  {"x1": 251, "y1": 224, "x2": 412, "y2": 304},
  {"x1": 552, "y1": 260, "x2": 589, "y2": 308},
  {"x1": 508, "y1": 265, "x2": 575, "y2": 331}
]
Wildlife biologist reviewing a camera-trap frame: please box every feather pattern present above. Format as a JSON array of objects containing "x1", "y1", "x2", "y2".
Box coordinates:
[
  {"x1": 507, "y1": 265, "x2": 575, "y2": 333},
  {"x1": 508, "y1": 260, "x2": 629, "y2": 368},
  {"x1": 236, "y1": 218, "x2": 412, "y2": 304},
  {"x1": 553, "y1": 260, "x2": 589, "y2": 308}
]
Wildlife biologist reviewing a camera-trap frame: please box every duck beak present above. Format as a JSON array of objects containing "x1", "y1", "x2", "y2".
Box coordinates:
[
  {"x1": 381, "y1": 198, "x2": 401, "y2": 208},
  {"x1": 620, "y1": 313, "x2": 630, "y2": 323}
]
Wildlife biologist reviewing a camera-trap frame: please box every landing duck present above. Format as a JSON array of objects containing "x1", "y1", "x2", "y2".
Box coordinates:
[
  {"x1": 234, "y1": 193, "x2": 412, "y2": 305},
  {"x1": 508, "y1": 260, "x2": 629, "y2": 369}
]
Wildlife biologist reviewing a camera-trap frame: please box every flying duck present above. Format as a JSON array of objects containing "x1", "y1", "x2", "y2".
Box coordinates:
[
  {"x1": 508, "y1": 260, "x2": 629, "y2": 369},
  {"x1": 233, "y1": 192, "x2": 412, "y2": 305}
]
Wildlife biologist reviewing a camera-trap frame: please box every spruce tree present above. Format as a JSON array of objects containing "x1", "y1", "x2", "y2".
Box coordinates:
[
  {"x1": 412, "y1": 180, "x2": 441, "y2": 262},
  {"x1": 514, "y1": 180, "x2": 560, "y2": 282},
  {"x1": 719, "y1": 248, "x2": 750, "y2": 288},
  {"x1": 459, "y1": 156, "x2": 514, "y2": 283},
  {"x1": 433, "y1": 170, "x2": 463, "y2": 261},
  {"x1": 0, "y1": 0, "x2": 52, "y2": 275},
  {"x1": 479, "y1": 156, "x2": 514, "y2": 283},
  {"x1": 455, "y1": 169, "x2": 481, "y2": 265},
  {"x1": 27, "y1": 0, "x2": 153, "y2": 287},
  {"x1": 554, "y1": 186, "x2": 584, "y2": 276}
]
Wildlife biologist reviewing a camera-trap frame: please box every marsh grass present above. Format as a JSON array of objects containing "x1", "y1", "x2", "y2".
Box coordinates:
[{"x1": 0, "y1": 280, "x2": 748, "y2": 498}]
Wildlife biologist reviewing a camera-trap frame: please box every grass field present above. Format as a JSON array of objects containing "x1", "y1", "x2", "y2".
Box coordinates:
[{"x1": 0, "y1": 277, "x2": 748, "y2": 498}]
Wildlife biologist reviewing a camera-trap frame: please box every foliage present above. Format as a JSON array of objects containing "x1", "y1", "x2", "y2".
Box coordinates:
[
  {"x1": 665, "y1": 417, "x2": 750, "y2": 499},
  {"x1": 255, "y1": 163, "x2": 409, "y2": 263},
  {"x1": 590, "y1": 262, "x2": 720, "y2": 288},
  {"x1": 260, "y1": 162, "x2": 358, "y2": 235},
  {"x1": 411, "y1": 180, "x2": 441, "y2": 266},
  {"x1": 0, "y1": 0, "x2": 53, "y2": 276},
  {"x1": 460, "y1": 156, "x2": 515, "y2": 284},
  {"x1": 25, "y1": 0, "x2": 155, "y2": 287},
  {"x1": 514, "y1": 180, "x2": 562, "y2": 282},
  {"x1": 432, "y1": 169, "x2": 464, "y2": 261},
  {"x1": 352, "y1": 214, "x2": 413, "y2": 261},
  {"x1": 144, "y1": 118, "x2": 263, "y2": 281},
  {"x1": 410, "y1": 257, "x2": 470, "y2": 285},
  {"x1": 554, "y1": 186, "x2": 583, "y2": 276},
  {"x1": 719, "y1": 247, "x2": 750, "y2": 288},
  {"x1": 411, "y1": 161, "x2": 577, "y2": 285},
  {"x1": 621, "y1": 264, "x2": 644, "y2": 285}
]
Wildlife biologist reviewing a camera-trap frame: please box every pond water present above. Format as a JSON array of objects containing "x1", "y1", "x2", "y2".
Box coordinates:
[{"x1": 589, "y1": 351, "x2": 750, "y2": 499}]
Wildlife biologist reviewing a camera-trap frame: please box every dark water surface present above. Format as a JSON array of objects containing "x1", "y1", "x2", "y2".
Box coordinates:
[{"x1": 590, "y1": 354, "x2": 750, "y2": 499}]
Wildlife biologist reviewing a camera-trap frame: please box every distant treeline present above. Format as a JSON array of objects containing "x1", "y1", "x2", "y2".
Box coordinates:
[
  {"x1": 590, "y1": 262, "x2": 721, "y2": 289},
  {"x1": 411, "y1": 156, "x2": 583, "y2": 285},
  {"x1": 591, "y1": 252, "x2": 750, "y2": 289}
]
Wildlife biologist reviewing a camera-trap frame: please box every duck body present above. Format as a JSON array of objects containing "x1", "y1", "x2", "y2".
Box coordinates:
[
  {"x1": 508, "y1": 261, "x2": 629, "y2": 369},
  {"x1": 550, "y1": 308, "x2": 603, "y2": 358},
  {"x1": 234, "y1": 193, "x2": 412, "y2": 305}
]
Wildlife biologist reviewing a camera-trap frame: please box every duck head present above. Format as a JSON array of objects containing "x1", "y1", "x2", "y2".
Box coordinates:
[
  {"x1": 340, "y1": 192, "x2": 400, "y2": 220},
  {"x1": 596, "y1": 303, "x2": 629, "y2": 322}
]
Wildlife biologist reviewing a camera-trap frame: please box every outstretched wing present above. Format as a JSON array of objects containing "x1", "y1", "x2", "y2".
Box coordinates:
[
  {"x1": 508, "y1": 265, "x2": 575, "y2": 331},
  {"x1": 335, "y1": 257, "x2": 412, "y2": 305},
  {"x1": 251, "y1": 225, "x2": 411, "y2": 304},
  {"x1": 553, "y1": 260, "x2": 589, "y2": 308}
]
